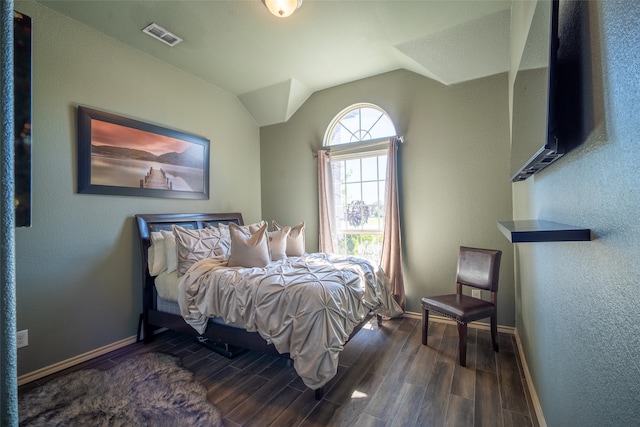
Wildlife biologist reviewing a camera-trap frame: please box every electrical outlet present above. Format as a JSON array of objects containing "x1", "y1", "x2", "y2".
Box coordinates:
[
  {"x1": 16, "y1": 329, "x2": 28, "y2": 348},
  {"x1": 471, "y1": 289, "x2": 482, "y2": 299}
]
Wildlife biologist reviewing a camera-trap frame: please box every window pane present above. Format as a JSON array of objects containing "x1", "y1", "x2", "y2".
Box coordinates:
[
  {"x1": 329, "y1": 126, "x2": 344, "y2": 146},
  {"x1": 372, "y1": 201, "x2": 383, "y2": 229},
  {"x1": 340, "y1": 111, "x2": 360, "y2": 138},
  {"x1": 362, "y1": 181, "x2": 378, "y2": 205},
  {"x1": 330, "y1": 161, "x2": 340, "y2": 180},
  {"x1": 344, "y1": 158, "x2": 361, "y2": 183},
  {"x1": 361, "y1": 156, "x2": 378, "y2": 182},
  {"x1": 360, "y1": 108, "x2": 383, "y2": 134},
  {"x1": 326, "y1": 105, "x2": 396, "y2": 146},
  {"x1": 345, "y1": 182, "x2": 361, "y2": 204},
  {"x1": 370, "y1": 119, "x2": 396, "y2": 138},
  {"x1": 378, "y1": 155, "x2": 387, "y2": 176},
  {"x1": 347, "y1": 202, "x2": 368, "y2": 229},
  {"x1": 331, "y1": 154, "x2": 388, "y2": 262},
  {"x1": 337, "y1": 233, "x2": 384, "y2": 261}
]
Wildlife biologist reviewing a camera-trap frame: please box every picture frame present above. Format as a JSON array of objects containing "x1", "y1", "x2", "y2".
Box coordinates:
[
  {"x1": 14, "y1": 11, "x2": 32, "y2": 227},
  {"x1": 77, "y1": 106, "x2": 209, "y2": 199}
]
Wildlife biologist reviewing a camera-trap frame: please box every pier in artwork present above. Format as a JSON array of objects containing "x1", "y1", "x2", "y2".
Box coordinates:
[{"x1": 140, "y1": 167, "x2": 172, "y2": 190}]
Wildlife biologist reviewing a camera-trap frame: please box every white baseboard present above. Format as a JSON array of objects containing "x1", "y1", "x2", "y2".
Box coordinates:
[
  {"x1": 403, "y1": 310, "x2": 515, "y2": 334},
  {"x1": 514, "y1": 330, "x2": 547, "y2": 427},
  {"x1": 18, "y1": 335, "x2": 137, "y2": 386}
]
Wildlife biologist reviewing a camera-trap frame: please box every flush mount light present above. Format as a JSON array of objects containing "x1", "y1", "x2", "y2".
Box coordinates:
[{"x1": 263, "y1": 0, "x2": 303, "y2": 18}]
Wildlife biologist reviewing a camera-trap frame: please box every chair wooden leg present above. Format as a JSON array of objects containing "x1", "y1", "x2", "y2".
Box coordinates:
[
  {"x1": 491, "y1": 312, "x2": 499, "y2": 352},
  {"x1": 457, "y1": 322, "x2": 468, "y2": 367},
  {"x1": 421, "y1": 306, "x2": 429, "y2": 345}
]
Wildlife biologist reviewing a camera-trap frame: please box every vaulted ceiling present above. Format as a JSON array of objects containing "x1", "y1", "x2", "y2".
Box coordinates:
[{"x1": 38, "y1": 0, "x2": 512, "y2": 126}]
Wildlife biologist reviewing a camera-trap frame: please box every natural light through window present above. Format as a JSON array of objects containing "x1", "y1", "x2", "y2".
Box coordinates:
[
  {"x1": 327, "y1": 104, "x2": 396, "y2": 146},
  {"x1": 351, "y1": 390, "x2": 368, "y2": 399},
  {"x1": 324, "y1": 104, "x2": 396, "y2": 264}
]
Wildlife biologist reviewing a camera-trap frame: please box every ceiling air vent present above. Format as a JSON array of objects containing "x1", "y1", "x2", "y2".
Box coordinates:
[{"x1": 142, "y1": 23, "x2": 183, "y2": 47}]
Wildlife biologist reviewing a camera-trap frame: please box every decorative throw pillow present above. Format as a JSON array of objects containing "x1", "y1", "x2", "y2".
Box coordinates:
[
  {"x1": 172, "y1": 225, "x2": 226, "y2": 276},
  {"x1": 218, "y1": 220, "x2": 266, "y2": 237},
  {"x1": 148, "y1": 231, "x2": 167, "y2": 276},
  {"x1": 160, "y1": 230, "x2": 177, "y2": 274},
  {"x1": 227, "y1": 222, "x2": 270, "y2": 268},
  {"x1": 267, "y1": 226, "x2": 290, "y2": 261},
  {"x1": 204, "y1": 221, "x2": 267, "y2": 259},
  {"x1": 206, "y1": 224, "x2": 231, "y2": 257},
  {"x1": 272, "y1": 221, "x2": 305, "y2": 256}
]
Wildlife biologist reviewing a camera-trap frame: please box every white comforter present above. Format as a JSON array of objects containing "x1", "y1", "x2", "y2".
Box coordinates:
[{"x1": 178, "y1": 253, "x2": 403, "y2": 389}]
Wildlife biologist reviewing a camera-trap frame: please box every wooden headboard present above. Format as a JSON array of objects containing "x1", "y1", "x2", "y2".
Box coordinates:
[
  {"x1": 136, "y1": 212, "x2": 244, "y2": 243},
  {"x1": 136, "y1": 212, "x2": 244, "y2": 272},
  {"x1": 134, "y1": 212, "x2": 244, "y2": 339}
]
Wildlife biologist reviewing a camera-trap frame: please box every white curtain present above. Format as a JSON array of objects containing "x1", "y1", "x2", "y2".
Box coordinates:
[
  {"x1": 379, "y1": 137, "x2": 405, "y2": 309},
  {"x1": 317, "y1": 149, "x2": 336, "y2": 253}
]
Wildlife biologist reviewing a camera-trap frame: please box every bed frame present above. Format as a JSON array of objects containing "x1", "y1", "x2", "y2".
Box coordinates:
[{"x1": 135, "y1": 212, "x2": 380, "y2": 399}]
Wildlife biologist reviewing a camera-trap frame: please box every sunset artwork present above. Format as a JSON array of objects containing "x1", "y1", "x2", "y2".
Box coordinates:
[{"x1": 77, "y1": 107, "x2": 209, "y2": 199}]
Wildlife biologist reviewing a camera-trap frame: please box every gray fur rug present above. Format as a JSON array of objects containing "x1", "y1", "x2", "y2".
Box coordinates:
[{"x1": 19, "y1": 352, "x2": 223, "y2": 427}]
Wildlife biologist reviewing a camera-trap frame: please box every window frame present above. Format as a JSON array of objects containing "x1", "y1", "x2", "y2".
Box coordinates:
[{"x1": 322, "y1": 103, "x2": 396, "y2": 262}]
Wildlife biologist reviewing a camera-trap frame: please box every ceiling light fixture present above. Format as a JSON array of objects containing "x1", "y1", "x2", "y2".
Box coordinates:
[{"x1": 263, "y1": 0, "x2": 302, "y2": 18}]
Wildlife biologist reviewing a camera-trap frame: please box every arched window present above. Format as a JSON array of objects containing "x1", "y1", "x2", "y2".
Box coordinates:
[
  {"x1": 323, "y1": 104, "x2": 396, "y2": 263},
  {"x1": 325, "y1": 104, "x2": 396, "y2": 146}
]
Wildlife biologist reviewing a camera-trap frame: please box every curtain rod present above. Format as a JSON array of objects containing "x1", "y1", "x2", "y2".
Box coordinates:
[{"x1": 313, "y1": 136, "x2": 403, "y2": 158}]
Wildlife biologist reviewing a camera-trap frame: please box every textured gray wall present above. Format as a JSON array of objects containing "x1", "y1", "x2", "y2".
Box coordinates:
[
  {"x1": 1, "y1": 1, "x2": 18, "y2": 424},
  {"x1": 260, "y1": 69, "x2": 516, "y2": 322},
  {"x1": 14, "y1": 1, "x2": 262, "y2": 377},
  {"x1": 512, "y1": 1, "x2": 640, "y2": 425}
]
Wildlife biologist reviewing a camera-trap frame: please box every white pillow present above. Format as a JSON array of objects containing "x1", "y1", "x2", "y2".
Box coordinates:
[
  {"x1": 160, "y1": 230, "x2": 177, "y2": 274},
  {"x1": 272, "y1": 221, "x2": 305, "y2": 256},
  {"x1": 227, "y1": 222, "x2": 270, "y2": 268},
  {"x1": 172, "y1": 225, "x2": 226, "y2": 276},
  {"x1": 267, "y1": 226, "x2": 290, "y2": 261},
  {"x1": 218, "y1": 221, "x2": 266, "y2": 238},
  {"x1": 148, "y1": 231, "x2": 167, "y2": 276}
]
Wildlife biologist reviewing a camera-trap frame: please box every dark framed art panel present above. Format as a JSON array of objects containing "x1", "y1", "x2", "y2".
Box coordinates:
[
  {"x1": 77, "y1": 107, "x2": 209, "y2": 199},
  {"x1": 14, "y1": 11, "x2": 32, "y2": 227}
]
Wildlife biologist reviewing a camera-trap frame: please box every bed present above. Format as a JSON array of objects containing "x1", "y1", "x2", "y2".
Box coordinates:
[{"x1": 135, "y1": 212, "x2": 403, "y2": 399}]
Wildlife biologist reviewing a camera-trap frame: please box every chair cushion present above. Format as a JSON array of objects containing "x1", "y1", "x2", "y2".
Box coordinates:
[{"x1": 422, "y1": 294, "x2": 495, "y2": 323}]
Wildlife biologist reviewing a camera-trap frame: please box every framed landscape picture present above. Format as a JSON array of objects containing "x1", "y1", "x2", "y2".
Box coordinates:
[{"x1": 77, "y1": 107, "x2": 209, "y2": 199}]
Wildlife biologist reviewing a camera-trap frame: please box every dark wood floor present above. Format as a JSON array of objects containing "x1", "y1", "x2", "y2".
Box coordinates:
[{"x1": 19, "y1": 316, "x2": 538, "y2": 427}]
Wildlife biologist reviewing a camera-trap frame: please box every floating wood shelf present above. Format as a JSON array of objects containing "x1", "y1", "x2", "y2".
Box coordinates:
[{"x1": 497, "y1": 220, "x2": 592, "y2": 243}]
